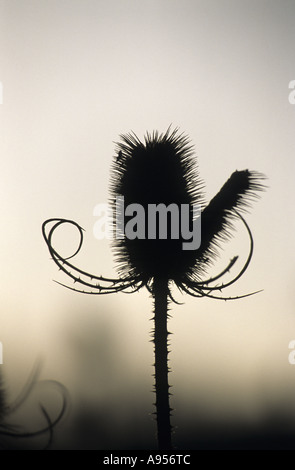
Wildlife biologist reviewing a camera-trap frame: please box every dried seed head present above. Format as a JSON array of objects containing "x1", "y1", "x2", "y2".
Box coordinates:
[
  {"x1": 193, "y1": 169, "x2": 266, "y2": 277},
  {"x1": 110, "y1": 127, "x2": 266, "y2": 288},
  {"x1": 110, "y1": 127, "x2": 205, "y2": 282}
]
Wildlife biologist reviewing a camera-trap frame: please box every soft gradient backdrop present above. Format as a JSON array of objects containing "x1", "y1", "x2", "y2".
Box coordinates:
[{"x1": 0, "y1": 0, "x2": 295, "y2": 449}]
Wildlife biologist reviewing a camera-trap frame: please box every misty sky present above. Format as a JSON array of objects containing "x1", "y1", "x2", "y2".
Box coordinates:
[{"x1": 0, "y1": 0, "x2": 295, "y2": 449}]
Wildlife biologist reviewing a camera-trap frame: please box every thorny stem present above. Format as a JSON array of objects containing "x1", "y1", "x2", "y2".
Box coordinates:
[{"x1": 153, "y1": 277, "x2": 172, "y2": 450}]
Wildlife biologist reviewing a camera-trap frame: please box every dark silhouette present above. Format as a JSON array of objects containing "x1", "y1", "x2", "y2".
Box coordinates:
[
  {"x1": 42, "y1": 127, "x2": 265, "y2": 449},
  {"x1": 0, "y1": 362, "x2": 68, "y2": 449}
]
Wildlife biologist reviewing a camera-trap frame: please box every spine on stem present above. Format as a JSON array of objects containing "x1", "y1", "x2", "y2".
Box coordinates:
[{"x1": 153, "y1": 277, "x2": 172, "y2": 450}]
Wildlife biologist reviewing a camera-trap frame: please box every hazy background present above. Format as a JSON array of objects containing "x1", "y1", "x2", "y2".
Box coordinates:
[{"x1": 0, "y1": 0, "x2": 295, "y2": 449}]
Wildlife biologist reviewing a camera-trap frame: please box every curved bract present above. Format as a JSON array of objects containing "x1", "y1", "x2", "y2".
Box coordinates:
[
  {"x1": 0, "y1": 363, "x2": 68, "y2": 449},
  {"x1": 42, "y1": 218, "x2": 145, "y2": 295},
  {"x1": 42, "y1": 210, "x2": 259, "y2": 302}
]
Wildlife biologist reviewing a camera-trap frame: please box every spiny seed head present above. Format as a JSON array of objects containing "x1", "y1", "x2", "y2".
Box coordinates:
[
  {"x1": 110, "y1": 127, "x2": 205, "y2": 282},
  {"x1": 110, "y1": 127, "x2": 266, "y2": 288}
]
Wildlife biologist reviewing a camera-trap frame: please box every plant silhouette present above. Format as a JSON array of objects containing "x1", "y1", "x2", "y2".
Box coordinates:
[
  {"x1": 42, "y1": 127, "x2": 265, "y2": 449},
  {"x1": 0, "y1": 362, "x2": 68, "y2": 449}
]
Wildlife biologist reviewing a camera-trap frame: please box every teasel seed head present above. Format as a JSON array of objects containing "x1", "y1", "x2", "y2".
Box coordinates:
[
  {"x1": 110, "y1": 127, "x2": 266, "y2": 290},
  {"x1": 110, "y1": 127, "x2": 205, "y2": 283}
]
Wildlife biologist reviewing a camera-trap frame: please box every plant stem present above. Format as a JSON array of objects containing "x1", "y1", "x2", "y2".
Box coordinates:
[{"x1": 153, "y1": 277, "x2": 172, "y2": 450}]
